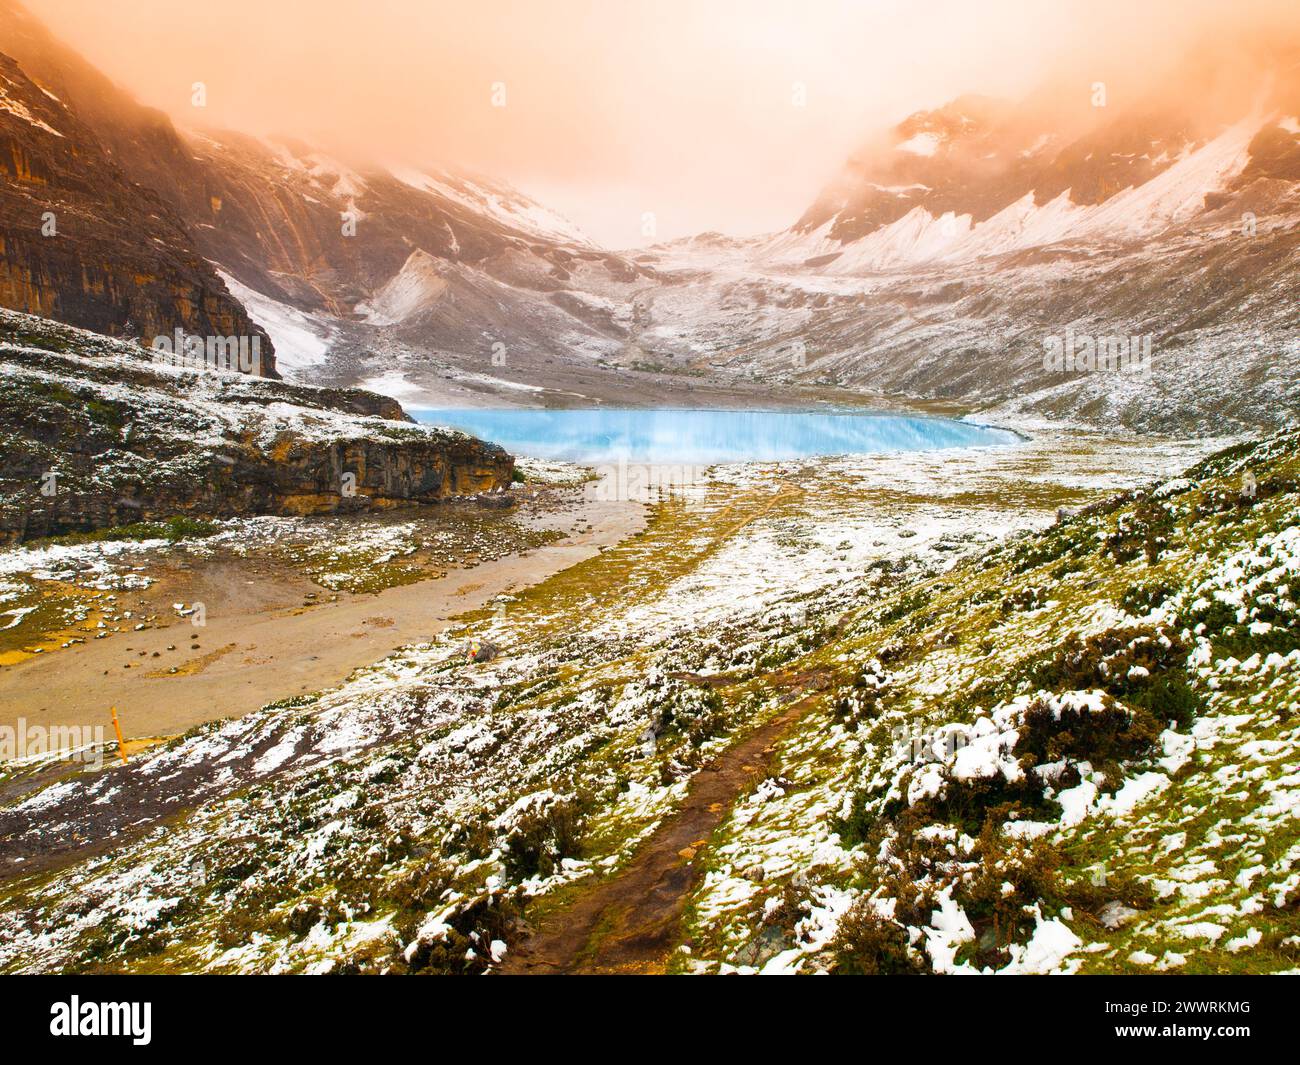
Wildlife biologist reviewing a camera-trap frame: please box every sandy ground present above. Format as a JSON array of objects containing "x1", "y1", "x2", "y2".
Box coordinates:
[{"x1": 0, "y1": 484, "x2": 645, "y2": 743}]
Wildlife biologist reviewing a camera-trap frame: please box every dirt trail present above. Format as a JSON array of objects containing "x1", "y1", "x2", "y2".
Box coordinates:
[{"x1": 501, "y1": 690, "x2": 821, "y2": 975}]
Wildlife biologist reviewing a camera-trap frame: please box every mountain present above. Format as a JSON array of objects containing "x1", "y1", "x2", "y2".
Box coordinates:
[
  {"x1": 0, "y1": 0, "x2": 649, "y2": 394},
  {"x1": 1, "y1": 0, "x2": 1297, "y2": 433},
  {"x1": 0, "y1": 40, "x2": 277, "y2": 374},
  {"x1": 781, "y1": 39, "x2": 1300, "y2": 266},
  {"x1": 167, "y1": 131, "x2": 650, "y2": 386},
  {"x1": 628, "y1": 43, "x2": 1300, "y2": 435}
]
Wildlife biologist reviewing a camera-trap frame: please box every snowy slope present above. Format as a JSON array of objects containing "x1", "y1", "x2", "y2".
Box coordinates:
[
  {"x1": 354, "y1": 251, "x2": 450, "y2": 327},
  {"x1": 219, "y1": 271, "x2": 333, "y2": 379},
  {"x1": 761, "y1": 118, "x2": 1264, "y2": 274},
  {"x1": 389, "y1": 166, "x2": 592, "y2": 247},
  {"x1": 1064, "y1": 119, "x2": 1257, "y2": 241}
]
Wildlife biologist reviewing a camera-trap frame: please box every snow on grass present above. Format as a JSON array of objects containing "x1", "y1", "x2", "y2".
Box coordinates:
[
  {"x1": 681, "y1": 430, "x2": 1300, "y2": 974},
  {"x1": 0, "y1": 426, "x2": 1292, "y2": 975}
]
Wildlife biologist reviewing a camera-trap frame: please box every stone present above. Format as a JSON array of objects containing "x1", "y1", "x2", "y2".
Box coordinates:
[{"x1": 0, "y1": 311, "x2": 514, "y2": 543}]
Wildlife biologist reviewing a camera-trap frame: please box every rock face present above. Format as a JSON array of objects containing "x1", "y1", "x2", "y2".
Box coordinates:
[
  {"x1": 0, "y1": 310, "x2": 512, "y2": 543},
  {"x1": 0, "y1": 45, "x2": 277, "y2": 376},
  {"x1": 0, "y1": 0, "x2": 651, "y2": 387}
]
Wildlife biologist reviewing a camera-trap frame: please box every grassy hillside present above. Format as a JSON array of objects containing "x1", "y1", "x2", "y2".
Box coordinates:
[
  {"x1": 688, "y1": 430, "x2": 1300, "y2": 973},
  {"x1": 0, "y1": 429, "x2": 1293, "y2": 974}
]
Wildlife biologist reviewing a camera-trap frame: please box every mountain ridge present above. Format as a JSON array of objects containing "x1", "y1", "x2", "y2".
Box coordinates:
[
  {"x1": 1, "y1": 0, "x2": 1296, "y2": 435},
  {"x1": 0, "y1": 41, "x2": 279, "y2": 374}
]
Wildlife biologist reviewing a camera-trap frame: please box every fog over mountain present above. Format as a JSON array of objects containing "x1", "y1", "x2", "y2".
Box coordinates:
[
  {"x1": 3, "y1": 0, "x2": 1298, "y2": 431},
  {"x1": 23, "y1": 0, "x2": 1300, "y2": 246}
]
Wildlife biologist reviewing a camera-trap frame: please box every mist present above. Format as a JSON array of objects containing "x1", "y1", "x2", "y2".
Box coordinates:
[{"x1": 24, "y1": 0, "x2": 1300, "y2": 247}]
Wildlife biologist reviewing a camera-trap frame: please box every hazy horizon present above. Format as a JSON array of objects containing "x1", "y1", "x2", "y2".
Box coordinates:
[{"x1": 22, "y1": 0, "x2": 1300, "y2": 247}]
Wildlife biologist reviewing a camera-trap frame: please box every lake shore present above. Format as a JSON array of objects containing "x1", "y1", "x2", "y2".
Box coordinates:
[{"x1": 0, "y1": 475, "x2": 646, "y2": 743}]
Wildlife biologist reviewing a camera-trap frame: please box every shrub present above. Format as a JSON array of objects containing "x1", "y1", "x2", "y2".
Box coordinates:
[
  {"x1": 501, "y1": 794, "x2": 585, "y2": 881},
  {"x1": 829, "y1": 902, "x2": 929, "y2": 975},
  {"x1": 1120, "y1": 581, "x2": 1176, "y2": 616},
  {"x1": 401, "y1": 892, "x2": 522, "y2": 975},
  {"x1": 653, "y1": 682, "x2": 728, "y2": 748},
  {"x1": 1017, "y1": 693, "x2": 1161, "y2": 767},
  {"x1": 954, "y1": 829, "x2": 1063, "y2": 969},
  {"x1": 911, "y1": 772, "x2": 1061, "y2": 837},
  {"x1": 1028, "y1": 625, "x2": 1200, "y2": 727},
  {"x1": 1000, "y1": 585, "x2": 1047, "y2": 615},
  {"x1": 833, "y1": 788, "x2": 877, "y2": 847},
  {"x1": 386, "y1": 857, "x2": 453, "y2": 912},
  {"x1": 1103, "y1": 499, "x2": 1174, "y2": 565},
  {"x1": 1125, "y1": 673, "x2": 1202, "y2": 730},
  {"x1": 878, "y1": 591, "x2": 927, "y2": 625},
  {"x1": 1060, "y1": 870, "x2": 1155, "y2": 918},
  {"x1": 44, "y1": 514, "x2": 218, "y2": 546}
]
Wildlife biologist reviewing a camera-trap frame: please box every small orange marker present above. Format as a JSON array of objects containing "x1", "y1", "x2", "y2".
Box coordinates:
[{"x1": 110, "y1": 705, "x2": 127, "y2": 765}]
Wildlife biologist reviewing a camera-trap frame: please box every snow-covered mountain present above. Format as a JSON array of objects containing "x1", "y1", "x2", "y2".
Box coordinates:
[
  {"x1": 169, "y1": 129, "x2": 651, "y2": 388},
  {"x1": 625, "y1": 44, "x2": 1300, "y2": 435},
  {"x1": 0, "y1": 0, "x2": 650, "y2": 397},
  {"x1": 769, "y1": 43, "x2": 1300, "y2": 273},
  {"x1": 761, "y1": 112, "x2": 1275, "y2": 274},
  {"x1": 0, "y1": 0, "x2": 1297, "y2": 433}
]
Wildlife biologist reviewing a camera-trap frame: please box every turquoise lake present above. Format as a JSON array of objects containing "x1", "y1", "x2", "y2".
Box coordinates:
[{"x1": 411, "y1": 408, "x2": 1020, "y2": 464}]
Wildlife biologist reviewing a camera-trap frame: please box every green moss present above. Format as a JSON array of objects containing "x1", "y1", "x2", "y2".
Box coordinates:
[
  {"x1": 20, "y1": 378, "x2": 126, "y2": 431},
  {"x1": 36, "y1": 514, "x2": 219, "y2": 546}
]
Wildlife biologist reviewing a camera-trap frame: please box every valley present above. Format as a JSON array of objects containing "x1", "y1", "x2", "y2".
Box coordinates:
[
  {"x1": 4, "y1": 0, "x2": 1299, "y2": 436},
  {"x1": 2, "y1": 415, "x2": 1259, "y2": 974},
  {"x1": 0, "y1": 0, "x2": 1296, "y2": 987},
  {"x1": 0, "y1": 460, "x2": 642, "y2": 738}
]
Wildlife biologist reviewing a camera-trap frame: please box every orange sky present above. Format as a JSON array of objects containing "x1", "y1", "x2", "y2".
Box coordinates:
[{"x1": 24, "y1": 0, "x2": 1300, "y2": 247}]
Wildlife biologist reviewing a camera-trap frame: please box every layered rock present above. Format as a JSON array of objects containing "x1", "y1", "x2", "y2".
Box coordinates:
[
  {"x1": 0, "y1": 311, "x2": 512, "y2": 543},
  {"x1": 0, "y1": 47, "x2": 277, "y2": 376}
]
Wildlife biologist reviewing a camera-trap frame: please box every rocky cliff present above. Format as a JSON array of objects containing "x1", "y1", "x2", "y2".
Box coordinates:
[
  {"x1": 0, "y1": 47, "x2": 277, "y2": 376},
  {"x1": 0, "y1": 0, "x2": 648, "y2": 375},
  {"x1": 0, "y1": 310, "x2": 512, "y2": 543}
]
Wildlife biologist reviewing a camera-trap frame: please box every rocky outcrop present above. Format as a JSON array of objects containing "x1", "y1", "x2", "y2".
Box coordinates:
[
  {"x1": 0, "y1": 35, "x2": 277, "y2": 376},
  {"x1": 0, "y1": 311, "x2": 512, "y2": 543},
  {"x1": 0, "y1": 0, "x2": 651, "y2": 380}
]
